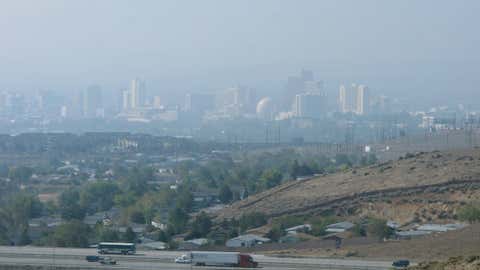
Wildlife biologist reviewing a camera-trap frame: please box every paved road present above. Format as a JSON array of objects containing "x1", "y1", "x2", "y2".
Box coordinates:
[{"x1": 0, "y1": 246, "x2": 394, "y2": 270}]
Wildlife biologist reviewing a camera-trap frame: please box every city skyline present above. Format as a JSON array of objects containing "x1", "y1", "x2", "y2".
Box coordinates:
[{"x1": 0, "y1": 1, "x2": 479, "y2": 107}]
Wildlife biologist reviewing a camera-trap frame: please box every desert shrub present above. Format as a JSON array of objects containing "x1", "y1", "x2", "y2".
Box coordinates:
[
  {"x1": 239, "y1": 212, "x2": 267, "y2": 232},
  {"x1": 457, "y1": 203, "x2": 480, "y2": 223},
  {"x1": 366, "y1": 218, "x2": 393, "y2": 240},
  {"x1": 309, "y1": 216, "x2": 337, "y2": 237}
]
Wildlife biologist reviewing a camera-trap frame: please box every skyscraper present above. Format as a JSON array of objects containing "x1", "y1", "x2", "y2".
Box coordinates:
[
  {"x1": 356, "y1": 85, "x2": 369, "y2": 115},
  {"x1": 130, "y1": 78, "x2": 146, "y2": 109},
  {"x1": 283, "y1": 69, "x2": 323, "y2": 111},
  {"x1": 153, "y1": 96, "x2": 162, "y2": 108},
  {"x1": 122, "y1": 89, "x2": 130, "y2": 110},
  {"x1": 294, "y1": 93, "x2": 326, "y2": 118},
  {"x1": 339, "y1": 84, "x2": 370, "y2": 115}
]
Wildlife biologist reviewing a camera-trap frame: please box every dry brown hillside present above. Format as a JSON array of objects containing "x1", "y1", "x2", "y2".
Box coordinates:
[{"x1": 216, "y1": 148, "x2": 480, "y2": 221}]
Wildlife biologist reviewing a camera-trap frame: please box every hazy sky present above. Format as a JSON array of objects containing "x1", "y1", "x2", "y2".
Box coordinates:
[{"x1": 1, "y1": 0, "x2": 479, "y2": 105}]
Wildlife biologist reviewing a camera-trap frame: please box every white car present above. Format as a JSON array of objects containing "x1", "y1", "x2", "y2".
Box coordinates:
[{"x1": 174, "y1": 254, "x2": 192, "y2": 264}]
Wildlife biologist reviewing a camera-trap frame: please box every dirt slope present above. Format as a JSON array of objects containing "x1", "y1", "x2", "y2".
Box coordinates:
[
  {"x1": 409, "y1": 256, "x2": 480, "y2": 270},
  {"x1": 216, "y1": 149, "x2": 480, "y2": 220}
]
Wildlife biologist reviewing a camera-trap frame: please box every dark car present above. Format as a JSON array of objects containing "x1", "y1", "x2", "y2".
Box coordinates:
[
  {"x1": 392, "y1": 260, "x2": 410, "y2": 268},
  {"x1": 86, "y1": 255, "x2": 101, "y2": 262}
]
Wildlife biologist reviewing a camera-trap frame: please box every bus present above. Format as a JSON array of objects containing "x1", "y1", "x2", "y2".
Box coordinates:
[{"x1": 97, "y1": 242, "x2": 136, "y2": 255}]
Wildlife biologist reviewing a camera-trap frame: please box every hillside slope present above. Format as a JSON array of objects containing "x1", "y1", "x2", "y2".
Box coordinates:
[{"x1": 216, "y1": 149, "x2": 480, "y2": 220}]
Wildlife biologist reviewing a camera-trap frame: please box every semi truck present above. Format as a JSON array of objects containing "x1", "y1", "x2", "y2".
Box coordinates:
[{"x1": 186, "y1": 251, "x2": 258, "y2": 268}]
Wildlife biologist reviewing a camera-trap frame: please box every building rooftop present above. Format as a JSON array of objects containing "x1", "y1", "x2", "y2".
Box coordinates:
[{"x1": 228, "y1": 234, "x2": 271, "y2": 243}]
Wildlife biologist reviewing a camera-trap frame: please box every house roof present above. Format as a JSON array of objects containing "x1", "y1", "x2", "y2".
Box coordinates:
[
  {"x1": 285, "y1": 224, "x2": 312, "y2": 232},
  {"x1": 326, "y1": 221, "x2": 355, "y2": 230},
  {"x1": 416, "y1": 223, "x2": 467, "y2": 232},
  {"x1": 228, "y1": 234, "x2": 270, "y2": 243},
  {"x1": 395, "y1": 230, "x2": 431, "y2": 237},
  {"x1": 140, "y1": 241, "x2": 167, "y2": 250},
  {"x1": 185, "y1": 238, "x2": 209, "y2": 246}
]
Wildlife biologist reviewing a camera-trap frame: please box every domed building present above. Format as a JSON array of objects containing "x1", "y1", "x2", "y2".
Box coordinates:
[{"x1": 256, "y1": 97, "x2": 275, "y2": 120}]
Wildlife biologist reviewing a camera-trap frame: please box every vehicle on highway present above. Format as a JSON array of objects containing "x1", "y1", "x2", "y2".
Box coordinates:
[
  {"x1": 392, "y1": 259, "x2": 410, "y2": 268},
  {"x1": 97, "y1": 242, "x2": 136, "y2": 255},
  {"x1": 174, "y1": 254, "x2": 192, "y2": 264},
  {"x1": 99, "y1": 257, "x2": 117, "y2": 265},
  {"x1": 85, "y1": 255, "x2": 101, "y2": 262},
  {"x1": 190, "y1": 251, "x2": 258, "y2": 268}
]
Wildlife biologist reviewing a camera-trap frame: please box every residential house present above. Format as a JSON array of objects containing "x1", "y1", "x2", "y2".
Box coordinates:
[
  {"x1": 179, "y1": 238, "x2": 209, "y2": 250},
  {"x1": 325, "y1": 221, "x2": 355, "y2": 233},
  {"x1": 285, "y1": 224, "x2": 312, "y2": 234},
  {"x1": 226, "y1": 234, "x2": 271, "y2": 248}
]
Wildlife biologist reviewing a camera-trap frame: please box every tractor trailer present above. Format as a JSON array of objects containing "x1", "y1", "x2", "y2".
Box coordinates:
[{"x1": 188, "y1": 251, "x2": 258, "y2": 268}]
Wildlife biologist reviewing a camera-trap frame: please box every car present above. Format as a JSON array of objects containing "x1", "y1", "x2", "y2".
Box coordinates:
[
  {"x1": 174, "y1": 254, "x2": 192, "y2": 264},
  {"x1": 392, "y1": 260, "x2": 410, "y2": 268},
  {"x1": 99, "y1": 257, "x2": 117, "y2": 265},
  {"x1": 85, "y1": 255, "x2": 101, "y2": 262}
]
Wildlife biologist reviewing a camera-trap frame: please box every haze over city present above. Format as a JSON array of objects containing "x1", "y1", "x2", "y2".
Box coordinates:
[
  {"x1": 1, "y1": 0, "x2": 479, "y2": 106},
  {"x1": 1, "y1": 2, "x2": 480, "y2": 270}
]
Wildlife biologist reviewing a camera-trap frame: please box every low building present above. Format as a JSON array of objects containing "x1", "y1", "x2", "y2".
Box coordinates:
[
  {"x1": 151, "y1": 221, "x2": 168, "y2": 231},
  {"x1": 325, "y1": 221, "x2": 354, "y2": 233},
  {"x1": 226, "y1": 234, "x2": 270, "y2": 248},
  {"x1": 178, "y1": 238, "x2": 209, "y2": 250},
  {"x1": 29, "y1": 217, "x2": 63, "y2": 228},
  {"x1": 387, "y1": 221, "x2": 400, "y2": 229},
  {"x1": 285, "y1": 224, "x2": 312, "y2": 233},
  {"x1": 117, "y1": 224, "x2": 146, "y2": 234},
  {"x1": 395, "y1": 230, "x2": 431, "y2": 240},
  {"x1": 279, "y1": 233, "x2": 301, "y2": 244},
  {"x1": 140, "y1": 241, "x2": 167, "y2": 250},
  {"x1": 416, "y1": 223, "x2": 467, "y2": 233}
]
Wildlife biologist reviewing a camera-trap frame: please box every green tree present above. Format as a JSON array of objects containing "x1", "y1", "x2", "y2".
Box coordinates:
[
  {"x1": 97, "y1": 227, "x2": 120, "y2": 242},
  {"x1": 155, "y1": 230, "x2": 170, "y2": 242},
  {"x1": 52, "y1": 221, "x2": 91, "y2": 247},
  {"x1": 367, "y1": 218, "x2": 393, "y2": 240},
  {"x1": 266, "y1": 224, "x2": 285, "y2": 242},
  {"x1": 458, "y1": 203, "x2": 480, "y2": 223},
  {"x1": 309, "y1": 216, "x2": 337, "y2": 236},
  {"x1": 114, "y1": 191, "x2": 137, "y2": 207},
  {"x1": 58, "y1": 189, "x2": 86, "y2": 220},
  {"x1": 8, "y1": 166, "x2": 34, "y2": 183},
  {"x1": 260, "y1": 169, "x2": 283, "y2": 190},
  {"x1": 80, "y1": 181, "x2": 119, "y2": 214},
  {"x1": 289, "y1": 160, "x2": 301, "y2": 179},
  {"x1": 176, "y1": 189, "x2": 193, "y2": 212},
  {"x1": 352, "y1": 223, "x2": 367, "y2": 237},
  {"x1": 335, "y1": 154, "x2": 352, "y2": 167},
  {"x1": 219, "y1": 185, "x2": 233, "y2": 204},
  {"x1": 129, "y1": 209, "x2": 146, "y2": 224},
  {"x1": 188, "y1": 212, "x2": 212, "y2": 239},
  {"x1": 168, "y1": 207, "x2": 189, "y2": 234},
  {"x1": 0, "y1": 164, "x2": 9, "y2": 177},
  {"x1": 18, "y1": 227, "x2": 31, "y2": 245},
  {"x1": 120, "y1": 167, "x2": 151, "y2": 196},
  {"x1": 124, "y1": 227, "x2": 136, "y2": 242}
]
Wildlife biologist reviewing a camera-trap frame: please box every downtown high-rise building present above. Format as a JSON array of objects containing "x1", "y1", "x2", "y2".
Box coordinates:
[
  {"x1": 356, "y1": 85, "x2": 369, "y2": 115},
  {"x1": 122, "y1": 78, "x2": 147, "y2": 110},
  {"x1": 339, "y1": 84, "x2": 370, "y2": 115},
  {"x1": 130, "y1": 78, "x2": 146, "y2": 109},
  {"x1": 283, "y1": 69, "x2": 324, "y2": 111},
  {"x1": 293, "y1": 92, "x2": 327, "y2": 118}
]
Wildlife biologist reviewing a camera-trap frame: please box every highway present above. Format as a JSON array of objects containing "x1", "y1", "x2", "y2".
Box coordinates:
[{"x1": 0, "y1": 246, "x2": 394, "y2": 270}]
